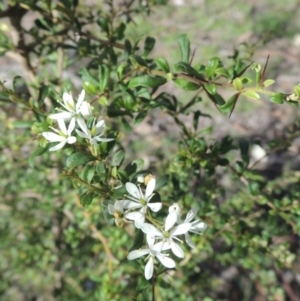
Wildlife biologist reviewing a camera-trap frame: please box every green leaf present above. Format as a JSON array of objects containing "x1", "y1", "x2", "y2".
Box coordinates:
[
  {"x1": 204, "y1": 83, "x2": 216, "y2": 95},
  {"x1": 66, "y1": 152, "x2": 95, "y2": 169},
  {"x1": 35, "y1": 18, "x2": 51, "y2": 30},
  {"x1": 99, "y1": 65, "x2": 110, "y2": 93},
  {"x1": 205, "y1": 57, "x2": 220, "y2": 78},
  {"x1": 215, "y1": 67, "x2": 229, "y2": 78},
  {"x1": 248, "y1": 181, "x2": 261, "y2": 196},
  {"x1": 12, "y1": 76, "x2": 23, "y2": 92},
  {"x1": 117, "y1": 63, "x2": 126, "y2": 80},
  {"x1": 232, "y1": 78, "x2": 243, "y2": 91},
  {"x1": 83, "y1": 82, "x2": 98, "y2": 94},
  {"x1": 173, "y1": 78, "x2": 200, "y2": 91},
  {"x1": 114, "y1": 22, "x2": 126, "y2": 40},
  {"x1": 143, "y1": 36, "x2": 155, "y2": 57},
  {"x1": 125, "y1": 159, "x2": 144, "y2": 179},
  {"x1": 0, "y1": 92, "x2": 10, "y2": 102},
  {"x1": 80, "y1": 165, "x2": 95, "y2": 184},
  {"x1": 177, "y1": 34, "x2": 190, "y2": 63},
  {"x1": 99, "y1": 96, "x2": 108, "y2": 106},
  {"x1": 97, "y1": 17, "x2": 109, "y2": 34},
  {"x1": 129, "y1": 229, "x2": 144, "y2": 252},
  {"x1": 96, "y1": 162, "x2": 107, "y2": 178},
  {"x1": 107, "y1": 108, "x2": 132, "y2": 117},
  {"x1": 263, "y1": 79, "x2": 275, "y2": 87},
  {"x1": 39, "y1": 85, "x2": 49, "y2": 102},
  {"x1": 155, "y1": 175, "x2": 168, "y2": 190},
  {"x1": 111, "y1": 185, "x2": 126, "y2": 200},
  {"x1": 155, "y1": 57, "x2": 170, "y2": 72},
  {"x1": 80, "y1": 192, "x2": 95, "y2": 207},
  {"x1": 218, "y1": 93, "x2": 240, "y2": 115},
  {"x1": 29, "y1": 146, "x2": 48, "y2": 167},
  {"x1": 111, "y1": 149, "x2": 125, "y2": 167},
  {"x1": 124, "y1": 39, "x2": 132, "y2": 56},
  {"x1": 130, "y1": 159, "x2": 144, "y2": 173},
  {"x1": 235, "y1": 161, "x2": 244, "y2": 173},
  {"x1": 243, "y1": 91, "x2": 260, "y2": 100},
  {"x1": 173, "y1": 62, "x2": 202, "y2": 77},
  {"x1": 129, "y1": 55, "x2": 148, "y2": 67},
  {"x1": 216, "y1": 158, "x2": 229, "y2": 166},
  {"x1": 239, "y1": 138, "x2": 250, "y2": 165},
  {"x1": 128, "y1": 76, "x2": 166, "y2": 89},
  {"x1": 269, "y1": 93, "x2": 284, "y2": 104},
  {"x1": 79, "y1": 68, "x2": 99, "y2": 93},
  {"x1": 134, "y1": 112, "x2": 146, "y2": 125},
  {"x1": 206, "y1": 92, "x2": 225, "y2": 105}
]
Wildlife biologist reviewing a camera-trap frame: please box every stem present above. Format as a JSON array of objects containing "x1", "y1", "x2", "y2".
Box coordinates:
[
  {"x1": 64, "y1": 170, "x2": 111, "y2": 196},
  {"x1": 151, "y1": 274, "x2": 156, "y2": 301}
]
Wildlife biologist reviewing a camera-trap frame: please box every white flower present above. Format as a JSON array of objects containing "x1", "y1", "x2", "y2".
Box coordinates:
[
  {"x1": 49, "y1": 89, "x2": 91, "y2": 123},
  {"x1": 76, "y1": 119, "x2": 114, "y2": 145},
  {"x1": 108, "y1": 200, "x2": 143, "y2": 227},
  {"x1": 168, "y1": 203, "x2": 181, "y2": 222},
  {"x1": 127, "y1": 237, "x2": 175, "y2": 280},
  {"x1": 141, "y1": 213, "x2": 191, "y2": 258},
  {"x1": 80, "y1": 101, "x2": 93, "y2": 118},
  {"x1": 169, "y1": 204, "x2": 207, "y2": 248},
  {"x1": 183, "y1": 208, "x2": 207, "y2": 248},
  {"x1": 122, "y1": 178, "x2": 162, "y2": 228},
  {"x1": 42, "y1": 118, "x2": 76, "y2": 151}
]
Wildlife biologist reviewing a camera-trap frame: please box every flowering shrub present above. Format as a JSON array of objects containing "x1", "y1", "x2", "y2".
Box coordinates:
[{"x1": 1, "y1": 0, "x2": 300, "y2": 300}]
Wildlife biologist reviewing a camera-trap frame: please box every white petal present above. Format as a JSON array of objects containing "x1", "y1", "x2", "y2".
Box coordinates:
[
  {"x1": 185, "y1": 233, "x2": 196, "y2": 248},
  {"x1": 141, "y1": 223, "x2": 163, "y2": 237},
  {"x1": 122, "y1": 200, "x2": 142, "y2": 210},
  {"x1": 125, "y1": 211, "x2": 143, "y2": 221},
  {"x1": 127, "y1": 249, "x2": 150, "y2": 260},
  {"x1": 77, "y1": 118, "x2": 89, "y2": 135},
  {"x1": 147, "y1": 235, "x2": 155, "y2": 247},
  {"x1": 42, "y1": 132, "x2": 64, "y2": 142},
  {"x1": 67, "y1": 136, "x2": 76, "y2": 144},
  {"x1": 153, "y1": 241, "x2": 170, "y2": 252},
  {"x1": 49, "y1": 111, "x2": 73, "y2": 120},
  {"x1": 170, "y1": 241, "x2": 185, "y2": 258},
  {"x1": 145, "y1": 257, "x2": 154, "y2": 280},
  {"x1": 93, "y1": 137, "x2": 114, "y2": 142},
  {"x1": 126, "y1": 182, "x2": 141, "y2": 199},
  {"x1": 80, "y1": 101, "x2": 92, "y2": 117},
  {"x1": 134, "y1": 215, "x2": 145, "y2": 228},
  {"x1": 148, "y1": 202, "x2": 162, "y2": 212},
  {"x1": 165, "y1": 211, "x2": 178, "y2": 231},
  {"x1": 76, "y1": 129, "x2": 90, "y2": 139},
  {"x1": 95, "y1": 119, "x2": 105, "y2": 131},
  {"x1": 58, "y1": 119, "x2": 67, "y2": 134},
  {"x1": 68, "y1": 118, "x2": 76, "y2": 135},
  {"x1": 185, "y1": 207, "x2": 198, "y2": 222},
  {"x1": 171, "y1": 223, "x2": 191, "y2": 236},
  {"x1": 145, "y1": 178, "x2": 155, "y2": 198},
  {"x1": 76, "y1": 89, "x2": 85, "y2": 111},
  {"x1": 114, "y1": 200, "x2": 124, "y2": 212},
  {"x1": 156, "y1": 255, "x2": 176, "y2": 269},
  {"x1": 63, "y1": 92, "x2": 74, "y2": 109},
  {"x1": 107, "y1": 204, "x2": 115, "y2": 215},
  {"x1": 49, "y1": 140, "x2": 67, "y2": 151},
  {"x1": 192, "y1": 221, "x2": 207, "y2": 232},
  {"x1": 168, "y1": 203, "x2": 181, "y2": 215}
]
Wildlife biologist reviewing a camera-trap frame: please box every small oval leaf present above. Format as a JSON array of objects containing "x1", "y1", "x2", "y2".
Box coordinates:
[
  {"x1": 243, "y1": 91, "x2": 260, "y2": 100},
  {"x1": 66, "y1": 152, "x2": 95, "y2": 169}
]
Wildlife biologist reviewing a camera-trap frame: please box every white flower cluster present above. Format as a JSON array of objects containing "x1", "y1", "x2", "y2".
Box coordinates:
[
  {"x1": 42, "y1": 89, "x2": 113, "y2": 151},
  {"x1": 108, "y1": 177, "x2": 207, "y2": 280}
]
